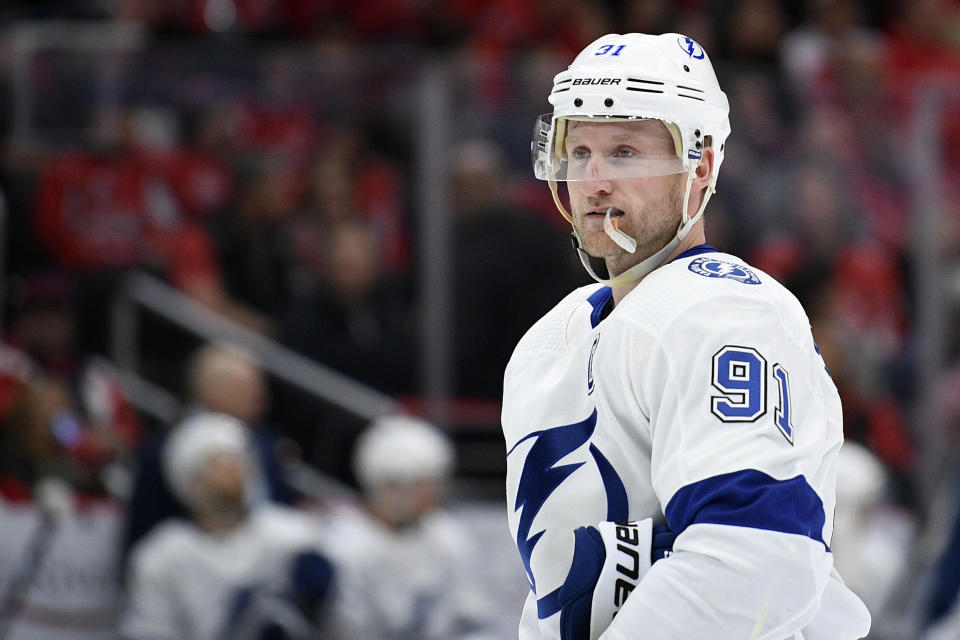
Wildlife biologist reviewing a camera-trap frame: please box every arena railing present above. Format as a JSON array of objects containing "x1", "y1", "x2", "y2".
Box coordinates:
[{"x1": 109, "y1": 271, "x2": 400, "y2": 425}]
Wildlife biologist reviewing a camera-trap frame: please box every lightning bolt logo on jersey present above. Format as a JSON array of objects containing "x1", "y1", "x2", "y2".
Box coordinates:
[
  {"x1": 688, "y1": 256, "x2": 761, "y2": 284},
  {"x1": 508, "y1": 409, "x2": 628, "y2": 617}
]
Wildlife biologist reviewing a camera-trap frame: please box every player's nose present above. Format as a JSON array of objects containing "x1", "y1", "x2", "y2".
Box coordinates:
[
  {"x1": 582, "y1": 176, "x2": 614, "y2": 196},
  {"x1": 585, "y1": 156, "x2": 615, "y2": 193}
]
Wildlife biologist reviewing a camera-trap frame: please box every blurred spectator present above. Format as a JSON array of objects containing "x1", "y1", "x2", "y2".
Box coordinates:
[
  {"x1": 187, "y1": 95, "x2": 318, "y2": 166},
  {"x1": 826, "y1": 245, "x2": 913, "y2": 465},
  {"x1": 780, "y1": 0, "x2": 881, "y2": 103},
  {"x1": 798, "y1": 243, "x2": 916, "y2": 506},
  {"x1": 4, "y1": 272, "x2": 143, "y2": 496},
  {"x1": 717, "y1": 0, "x2": 789, "y2": 61},
  {"x1": 325, "y1": 414, "x2": 495, "y2": 639},
  {"x1": 205, "y1": 156, "x2": 303, "y2": 329},
  {"x1": 187, "y1": 342, "x2": 268, "y2": 421},
  {"x1": 280, "y1": 220, "x2": 415, "y2": 395},
  {"x1": 753, "y1": 159, "x2": 863, "y2": 273},
  {"x1": 619, "y1": 0, "x2": 676, "y2": 36},
  {"x1": 30, "y1": 105, "x2": 271, "y2": 338},
  {"x1": 5, "y1": 272, "x2": 80, "y2": 380},
  {"x1": 716, "y1": 70, "x2": 792, "y2": 257},
  {"x1": 298, "y1": 127, "x2": 411, "y2": 275},
  {"x1": 791, "y1": 162, "x2": 861, "y2": 259},
  {"x1": 121, "y1": 413, "x2": 336, "y2": 640},
  {"x1": 125, "y1": 342, "x2": 293, "y2": 554},
  {"x1": 882, "y1": 0, "x2": 960, "y2": 177},
  {"x1": 273, "y1": 201, "x2": 414, "y2": 481},
  {"x1": 726, "y1": 70, "x2": 791, "y2": 160},
  {"x1": 0, "y1": 374, "x2": 124, "y2": 640},
  {"x1": 123, "y1": 106, "x2": 233, "y2": 221},
  {"x1": 0, "y1": 376, "x2": 86, "y2": 505},
  {"x1": 187, "y1": 342, "x2": 293, "y2": 502},
  {"x1": 451, "y1": 138, "x2": 577, "y2": 398},
  {"x1": 791, "y1": 103, "x2": 907, "y2": 253}
]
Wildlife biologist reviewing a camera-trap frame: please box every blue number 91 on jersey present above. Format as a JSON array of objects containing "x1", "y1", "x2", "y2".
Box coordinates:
[
  {"x1": 710, "y1": 345, "x2": 796, "y2": 444},
  {"x1": 711, "y1": 346, "x2": 767, "y2": 422}
]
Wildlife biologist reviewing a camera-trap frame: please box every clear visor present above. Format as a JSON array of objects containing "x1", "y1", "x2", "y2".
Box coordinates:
[{"x1": 532, "y1": 114, "x2": 686, "y2": 181}]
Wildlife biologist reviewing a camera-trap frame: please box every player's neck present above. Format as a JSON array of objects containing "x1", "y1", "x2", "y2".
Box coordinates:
[
  {"x1": 193, "y1": 504, "x2": 247, "y2": 534},
  {"x1": 609, "y1": 225, "x2": 707, "y2": 306}
]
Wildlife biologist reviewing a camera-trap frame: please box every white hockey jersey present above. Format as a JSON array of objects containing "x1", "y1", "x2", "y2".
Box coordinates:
[
  {"x1": 121, "y1": 504, "x2": 328, "y2": 640},
  {"x1": 502, "y1": 246, "x2": 872, "y2": 640},
  {"x1": 0, "y1": 495, "x2": 122, "y2": 640},
  {"x1": 323, "y1": 503, "x2": 496, "y2": 640}
]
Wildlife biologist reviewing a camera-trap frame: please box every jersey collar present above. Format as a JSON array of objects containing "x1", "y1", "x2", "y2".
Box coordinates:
[
  {"x1": 587, "y1": 286, "x2": 614, "y2": 328},
  {"x1": 589, "y1": 244, "x2": 718, "y2": 327},
  {"x1": 668, "y1": 243, "x2": 717, "y2": 264}
]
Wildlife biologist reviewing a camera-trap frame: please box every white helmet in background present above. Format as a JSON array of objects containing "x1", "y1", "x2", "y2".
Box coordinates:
[
  {"x1": 836, "y1": 441, "x2": 887, "y2": 510},
  {"x1": 353, "y1": 414, "x2": 454, "y2": 489},
  {"x1": 163, "y1": 412, "x2": 251, "y2": 508},
  {"x1": 532, "y1": 33, "x2": 731, "y2": 285}
]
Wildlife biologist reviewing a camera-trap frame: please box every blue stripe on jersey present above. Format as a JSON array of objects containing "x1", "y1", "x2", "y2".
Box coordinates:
[
  {"x1": 664, "y1": 469, "x2": 828, "y2": 549},
  {"x1": 587, "y1": 287, "x2": 613, "y2": 328},
  {"x1": 532, "y1": 447, "x2": 628, "y2": 620},
  {"x1": 538, "y1": 587, "x2": 562, "y2": 619},
  {"x1": 511, "y1": 411, "x2": 597, "y2": 595},
  {"x1": 590, "y1": 444, "x2": 628, "y2": 521},
  {"x1": 668, "y1": 243, "x2": 717, "y2": 263}
]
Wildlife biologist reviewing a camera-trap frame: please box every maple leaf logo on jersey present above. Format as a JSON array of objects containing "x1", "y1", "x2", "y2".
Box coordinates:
[{"x1": 507, "y1": 409, "x2": 628, "y2": 617}]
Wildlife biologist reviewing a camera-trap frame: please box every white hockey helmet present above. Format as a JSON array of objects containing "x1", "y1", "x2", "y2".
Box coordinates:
[
  {"x1": 162, "y1": 412, "x2": 251, "y2": 508},
  {"x1": 353, "y1": 414, "x2": 454, "y2": 489},
  {"x1": 532, "y1": 33, "x2": 731, "y2": 285}
]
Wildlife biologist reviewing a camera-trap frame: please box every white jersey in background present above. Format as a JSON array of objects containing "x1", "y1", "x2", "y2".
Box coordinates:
[
  {"x1": 502, "y1": 246, "x2": 871, "y2": 639},
  {"x1": 324, "y1": 503, "x2": 496, "y2": 640},
  {"x1": 121, "y1": 504, "x2": 330, "y2": 640},
  {"x1": 0, "y1": 495, "x2": 122, "y2": 640}
]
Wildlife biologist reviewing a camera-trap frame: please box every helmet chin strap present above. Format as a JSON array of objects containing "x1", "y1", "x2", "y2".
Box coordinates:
[
  {"x1": 603, "y1": 208, "x2": 637, "y2": 253},
  {"x1": 549, "y1": 169, "x2": 715, "y2": 288}
]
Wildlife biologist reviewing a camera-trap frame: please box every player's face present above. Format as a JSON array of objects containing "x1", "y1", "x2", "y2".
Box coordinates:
[
  {"x1": 564, "y1": 120, "x2": 686, "y2": 271},
  {"x1": 368, "y1": 478, "x2": 443, "y2": 529},
  {"x1": 190, "y1": 451, "x2": 248, "y2": 528}
]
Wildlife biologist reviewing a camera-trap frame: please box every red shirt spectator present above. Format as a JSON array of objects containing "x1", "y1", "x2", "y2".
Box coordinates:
[{"x1": 33, "y1": 152, "x2": 222, "y2": 294}]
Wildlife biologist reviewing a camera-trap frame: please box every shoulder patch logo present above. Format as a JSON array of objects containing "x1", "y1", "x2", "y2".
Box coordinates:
[{"x1": 688, "y1": 256, "x2": 761, "y2": 284}]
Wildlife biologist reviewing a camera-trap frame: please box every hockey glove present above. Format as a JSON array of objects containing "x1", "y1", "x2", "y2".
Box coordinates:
[{"x1": 558, "y1": 520, "x2": 675, "y2": 640}]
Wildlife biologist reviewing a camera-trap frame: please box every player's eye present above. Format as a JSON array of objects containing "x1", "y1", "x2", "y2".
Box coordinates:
[
  {"x1": 571, "y1": 147, "x2": 590, "y2": 160},
  {"x1": 612, "y1": 147, "x2": 636, "y2": 159}
]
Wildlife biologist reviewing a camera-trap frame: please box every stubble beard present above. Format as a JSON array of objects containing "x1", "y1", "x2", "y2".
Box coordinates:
[{"x1": 574, "y1": 180, "x2": 685, "y2": 276}]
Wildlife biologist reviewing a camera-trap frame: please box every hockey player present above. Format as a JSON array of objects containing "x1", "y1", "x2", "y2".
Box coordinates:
[
  {"x1": 121, "y1": 413, "x2": 335, "y2": 640},
  {"x1": 324, "y1": 414, "x2": 496, "y2": 640},
  {"x1": 502, "y1": 33, "x2": 872, "y2": 639}
]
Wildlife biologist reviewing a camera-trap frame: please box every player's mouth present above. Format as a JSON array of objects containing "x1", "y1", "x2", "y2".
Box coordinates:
[{"x1": 585, "y1": 206, "x2": 625, "y2": 218}]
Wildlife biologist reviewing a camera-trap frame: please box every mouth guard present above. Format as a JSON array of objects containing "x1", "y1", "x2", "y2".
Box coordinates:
[{"x1": 603, "y1": 206, "x2": 637, "y2": 253}]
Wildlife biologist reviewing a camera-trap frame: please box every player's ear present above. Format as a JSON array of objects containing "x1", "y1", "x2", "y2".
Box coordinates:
[{"x1": 694, "y1": 147, "x2": 714, "y2": 189}]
